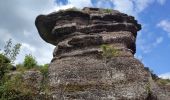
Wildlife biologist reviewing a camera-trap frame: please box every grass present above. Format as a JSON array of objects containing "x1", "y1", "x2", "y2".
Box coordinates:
[
  {"x1": 101, "y1": 44, "x2": 119, "y2": 58},
  {"x1": 103, "y1": 9, "x2": 113, "y2": 13}
]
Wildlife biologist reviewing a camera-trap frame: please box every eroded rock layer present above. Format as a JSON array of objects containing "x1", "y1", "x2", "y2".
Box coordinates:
[{"x1": 35, "y1": 7, "x2": 168, "y2": 100}]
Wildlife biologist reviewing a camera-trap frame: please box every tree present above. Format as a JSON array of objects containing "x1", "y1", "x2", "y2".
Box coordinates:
[
  {"x1": 23, "y1": 54, "x2": 37, "y2": 69},
  {"x1": 9, "y1": 43, "x2": 21, "y2": 63},
  {"x1": 0, "y1": 39, "x2": 21, "y2": 79},
  {"x1": 3, "y1": 39, "x2": 12, "y2": 57},
  {"x1": 3, "y1": 39, "x2": 21, "y2": 63}
]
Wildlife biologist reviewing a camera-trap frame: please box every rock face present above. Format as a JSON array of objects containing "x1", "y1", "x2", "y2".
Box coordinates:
[{"x1": 35, "y1": 7, "x2": 168, "y2": 100}]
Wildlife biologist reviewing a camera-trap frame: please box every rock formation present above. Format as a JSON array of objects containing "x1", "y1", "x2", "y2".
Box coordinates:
[{"x1": 35, "y1": 7, "x2": 169, "y2": 100}]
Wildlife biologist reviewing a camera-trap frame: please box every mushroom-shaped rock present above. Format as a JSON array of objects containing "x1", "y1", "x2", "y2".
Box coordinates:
[{"x1": 35, "y1": 7, "x2": 169, "y2": 100}]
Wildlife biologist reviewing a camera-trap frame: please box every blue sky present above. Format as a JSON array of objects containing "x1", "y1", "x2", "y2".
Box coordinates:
[{"x1": 0, "y1": 0, "x2": 170, "y2": 78}]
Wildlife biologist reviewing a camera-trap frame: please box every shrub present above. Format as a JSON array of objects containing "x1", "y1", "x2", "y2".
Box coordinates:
[
  {"x1": 0, "y1": 73, "x2": 35, "y2": 100},
  {"x1": 0, "y1": 53, "x2": 11, "y2": 79},
  {"x1": 39, "y1": 64, "x2": 49, "y2": 77},
  {"x1": 23, "y1": 54, "x2": 37, "y2": 69},
  {"x1": 101, "y1": 44, "x2": 119, "y2": 58}
]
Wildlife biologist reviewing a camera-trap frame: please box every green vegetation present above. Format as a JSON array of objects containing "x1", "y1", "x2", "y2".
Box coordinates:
[
  {"x1": 65, "y1": 7, "x2": 80, "y2": 11},
  {"x1": 0, "y1": 73, "x2": 32, "y2": 100},
  {"x1": 0, "y1": 54, "x2": 11, "y2": 80},
  {"x1": 103, "y1": 9, "x2": 113, "y2": 13},
  {"x1": 144, "y1": 67, "x2": 170, "y2": 86},
  {"x1": 0, "y1": 39, "x2": 50, "y2": 99},
  {"x1": 156, "y1": 79, "x2": 170, "y2": 85},
  {"x1": 145, "y1": 82, "x2": 152, "y2": 94},
  {"x1": 0, "y1": 39, "x2": 21, "y2": 80},
  {"x1": 23, "y1": 54, "x2": 37, "y2": 69},
  {"x1": 39, "y1": 64, "x2": 49, "y2": 77},
  {"x1": 101, "y1": 44, "x2": 119, "y2": 58},
  {"x1": 0, "y1": 54, "x2": 50, "y2": 99},
  {"x1": 3, "y1": 39, "x2": 21, "y2": 63},
  {"x1": 59, "y1": 7, "x2": 80, "y2": 12}
]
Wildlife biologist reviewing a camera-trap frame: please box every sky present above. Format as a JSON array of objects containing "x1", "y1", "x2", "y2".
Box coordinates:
[{"x1": 0, "y1": 0, "x2": 170, "y2": 79}]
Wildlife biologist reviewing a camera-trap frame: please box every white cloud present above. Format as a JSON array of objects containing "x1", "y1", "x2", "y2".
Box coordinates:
[
  {"x1": 95, "y1": 0, "x2": 113, "y2": 9},
  {"x1": 0, "y1": 0, "x2": 57, "y2": 64},
  {"x1": 157, "y1": 0, "x2": 166, "y2": 5},
  {"x1": 0, "y1": 29, "x2": 12, "y2": 45},
  {"x1": 159, "y1": 72, "x2": 170, "y2": 79},
  {"x1": 67, "y1": 0, "x2": 92, "y2": 8},
  {"x1": 134, "y1": 0, "x2": 154, "y2": 13},
  {"x1": 137, "y1": 32, "x2": 163, "y2": 54},
  {"x1": 157, "y1": 20, "x2": 170, "y2": 37},
  {"x1": 153, "y1": 37, "x2": 163, "y2": 46},
  {"x1": 89, "y1": 0, "x2": 163, "y2": 16},
  {"x1": 22, "y1": 43, "x2": 36, "y2": 53},
  {"x1": 112, "y1": 0, "x2": 135, "y2": 15}
]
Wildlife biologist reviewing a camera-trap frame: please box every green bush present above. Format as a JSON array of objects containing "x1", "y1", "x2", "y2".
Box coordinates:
[
  {"x1": 0, "y1": 53, "x2": 11, "y2": 79},
  {"x1": 0, "y1": 73, "x2": 35, "y2": 100},
  {"x1": 39, "y1": 64, "x2": 49, "y2": 77},
  {"x1": 23, "y1": 54, "x2": 37, "y2": 69}
]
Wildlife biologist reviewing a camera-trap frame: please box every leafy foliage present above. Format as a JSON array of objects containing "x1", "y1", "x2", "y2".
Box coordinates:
[
  {"x1": 3, "y1": 39, "x2": 21, "y2": 63},
  {"x1": 0, "y1": 53, "x2": 11, "y2": 80},
  {"x1": 3, "y1": 39, "x2": 12, "y2": 57},
  {"x1": 9, "y1": 44, "x2": 21, "y2": 63},
  {"x1": 39, "y1": 64, "x2": 49, "y2": 77},
  {"x1": 23, "y1": 54, "x2": 37, "y2": 69},
  {"x1": 0, "y1": 73, "x2": 35, "y2": 100},
  {"x1": 0, "y1": 39, "x2": 51, "y2": 99}
]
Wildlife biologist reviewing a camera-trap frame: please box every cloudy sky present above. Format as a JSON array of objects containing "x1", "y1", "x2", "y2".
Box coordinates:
[{"x1": 0, "y1": 0, "x2": 170, "y2": 78}]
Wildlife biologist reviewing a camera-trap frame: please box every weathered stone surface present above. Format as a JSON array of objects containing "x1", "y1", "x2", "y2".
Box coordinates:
[
  {"x1": 22, "y1": 71, "x2": 43, "y2": 91},
  {"x1": 35, "y1": 7, "x2": 141, "y2": 47},
  {"x1": 35, "y1": 7, "x2": 169, "y2": 100}
]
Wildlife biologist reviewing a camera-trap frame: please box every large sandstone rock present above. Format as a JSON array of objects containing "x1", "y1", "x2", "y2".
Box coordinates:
[{"x1": 35, "y1": 7, "x2": 169, "y2": 100}]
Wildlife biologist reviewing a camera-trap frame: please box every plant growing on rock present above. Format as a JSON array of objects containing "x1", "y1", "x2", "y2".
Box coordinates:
[
  {"x1": 101, "y1": 44, "x2": 119, "y2": 78},
  {"x1": 103, "y1": 9, "x2": 113, "y2": 13},
  {"x1": 101, "y1": 44, "x2": 119, "y2": 59},
  {"x1": 39, "y1": 64, "x2": 49, "y2": 77},
  {"x1": 59, "y1": 7, "x2": 80, "y2": 12}
]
